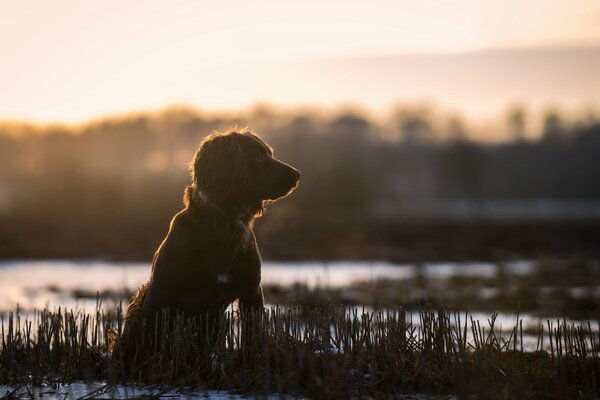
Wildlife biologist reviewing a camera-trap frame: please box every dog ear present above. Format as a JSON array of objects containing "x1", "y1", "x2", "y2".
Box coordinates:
[{"x1": 193, "y1": 133, "x2": 252, "y2": 212}]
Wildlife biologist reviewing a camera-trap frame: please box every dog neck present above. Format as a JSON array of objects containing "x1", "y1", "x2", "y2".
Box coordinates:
[{"x1": 185, "y1": 185, "x2": 260, "y2": 224}]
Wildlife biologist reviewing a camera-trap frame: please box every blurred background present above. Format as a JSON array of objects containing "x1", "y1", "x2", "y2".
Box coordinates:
[{"x1": 1, "y1": 0, "x2": 600, "y2": 323}]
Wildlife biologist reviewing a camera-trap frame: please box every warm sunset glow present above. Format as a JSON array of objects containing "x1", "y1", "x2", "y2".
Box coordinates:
[{"x1": 1, "y1": 0, "x2": 600, "y2": 122}]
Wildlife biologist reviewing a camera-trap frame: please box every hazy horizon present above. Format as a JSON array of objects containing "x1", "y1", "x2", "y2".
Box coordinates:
[
  {"x1": 2, "y1": 43, "x2": 600, "y2": 123},
  {"x1": 2, "y1": 0, "x2": 600, "y2": 127}
]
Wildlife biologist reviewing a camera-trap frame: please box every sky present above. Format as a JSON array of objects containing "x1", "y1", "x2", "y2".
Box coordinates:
[{"x1": 1, "y1": 0, "x2": 600, "y2": 122}]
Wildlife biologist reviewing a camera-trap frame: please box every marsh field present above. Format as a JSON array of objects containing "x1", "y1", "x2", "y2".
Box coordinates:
[
  {"x1": 3, "y1": 0, "x2": 600, "y2": 396},
  {"x1": 1, "y1": 108, "x2": 600, "y2": 398},
  {"x1": 1, "y1": 258, "x2": 600, "y2": 399}
]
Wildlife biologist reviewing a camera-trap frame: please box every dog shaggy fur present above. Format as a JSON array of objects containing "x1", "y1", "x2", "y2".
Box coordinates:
[{"x1": 113, "y1": 129, "x2": 300, "y2": 369}]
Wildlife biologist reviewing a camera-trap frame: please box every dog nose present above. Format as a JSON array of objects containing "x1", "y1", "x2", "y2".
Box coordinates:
[{"x1": 292, "y1": 169, "x2": 301, "y2": 181}]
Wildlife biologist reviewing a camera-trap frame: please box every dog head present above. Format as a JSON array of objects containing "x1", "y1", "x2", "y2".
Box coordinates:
[{"x1": 189, "y1": 129, "x2": 300, "y2": 218}]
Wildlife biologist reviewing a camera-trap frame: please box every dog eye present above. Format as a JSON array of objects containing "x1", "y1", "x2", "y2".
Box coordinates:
[{"x1": 255, "y1": 154, "x2": 267, "y2": 163}]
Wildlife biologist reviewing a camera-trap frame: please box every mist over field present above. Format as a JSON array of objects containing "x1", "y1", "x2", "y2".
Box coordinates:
[{"x1": 0, "y1": 105, "x2": 599, "y2": 261}]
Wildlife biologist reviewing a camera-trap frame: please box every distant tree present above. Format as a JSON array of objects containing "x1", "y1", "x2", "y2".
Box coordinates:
[
  {"x1": 542, "y1": 109, "x2": 564, "y2": 140},
  {"x1": 506, "y1": 105, "x2": 527, "y2": 141},
  {"x1": 440, "y1": 140, "x2": 486, "y2": 199},
  {"x1": 391, "y1": 108, "x2": 435, "y2": 142},
  {"x1": 446, "y1": 115, "x2": 467, "y2": 141},
  {"x1": 287, "y1": 116, "x2": 315, "y2": 136},
  {"x1": 577, "y1": 108, "x2": 598, "y2": 128},
  {"x1": 325, "y1": 114, "x2": 376, "y2": 215},
  {"x1": 330, "y1": 114, "x2": 370, "y2": 139}
]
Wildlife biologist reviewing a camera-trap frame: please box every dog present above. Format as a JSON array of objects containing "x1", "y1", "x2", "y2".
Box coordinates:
[{"x1": 113, "y1": 129, "x2": 300, "y2": 368}]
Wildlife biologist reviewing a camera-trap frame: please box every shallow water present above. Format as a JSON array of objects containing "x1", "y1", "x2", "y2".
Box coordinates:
[
  {"x1": 0, "y1": 381, "x2": 299, "y2": 399},
  {"x1": 0, "y1": 259, "x2": 536, "y2": 312},
  {"x1": 0, "y1": 381, "x2": 454, "y2": 400}
]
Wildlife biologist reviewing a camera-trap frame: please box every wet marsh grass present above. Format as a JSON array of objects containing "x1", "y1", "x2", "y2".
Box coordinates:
[{"x1": 1, "y1": 304, "x2": 599, "y2": 399}]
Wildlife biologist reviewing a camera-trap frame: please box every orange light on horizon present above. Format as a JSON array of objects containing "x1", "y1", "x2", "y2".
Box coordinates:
[{"x1": 0, "y1": 0, "x2": 599, "y2": 123}]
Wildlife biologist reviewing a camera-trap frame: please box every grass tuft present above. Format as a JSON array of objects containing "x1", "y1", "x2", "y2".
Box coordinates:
[{"x1": 1, "y1": 304, "x2": 599, "y2": 399}]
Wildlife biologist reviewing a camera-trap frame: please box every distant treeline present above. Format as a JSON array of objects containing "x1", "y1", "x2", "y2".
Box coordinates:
[{"x1": 0, "y1": 106, "x2": 599, "y2": 261}]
